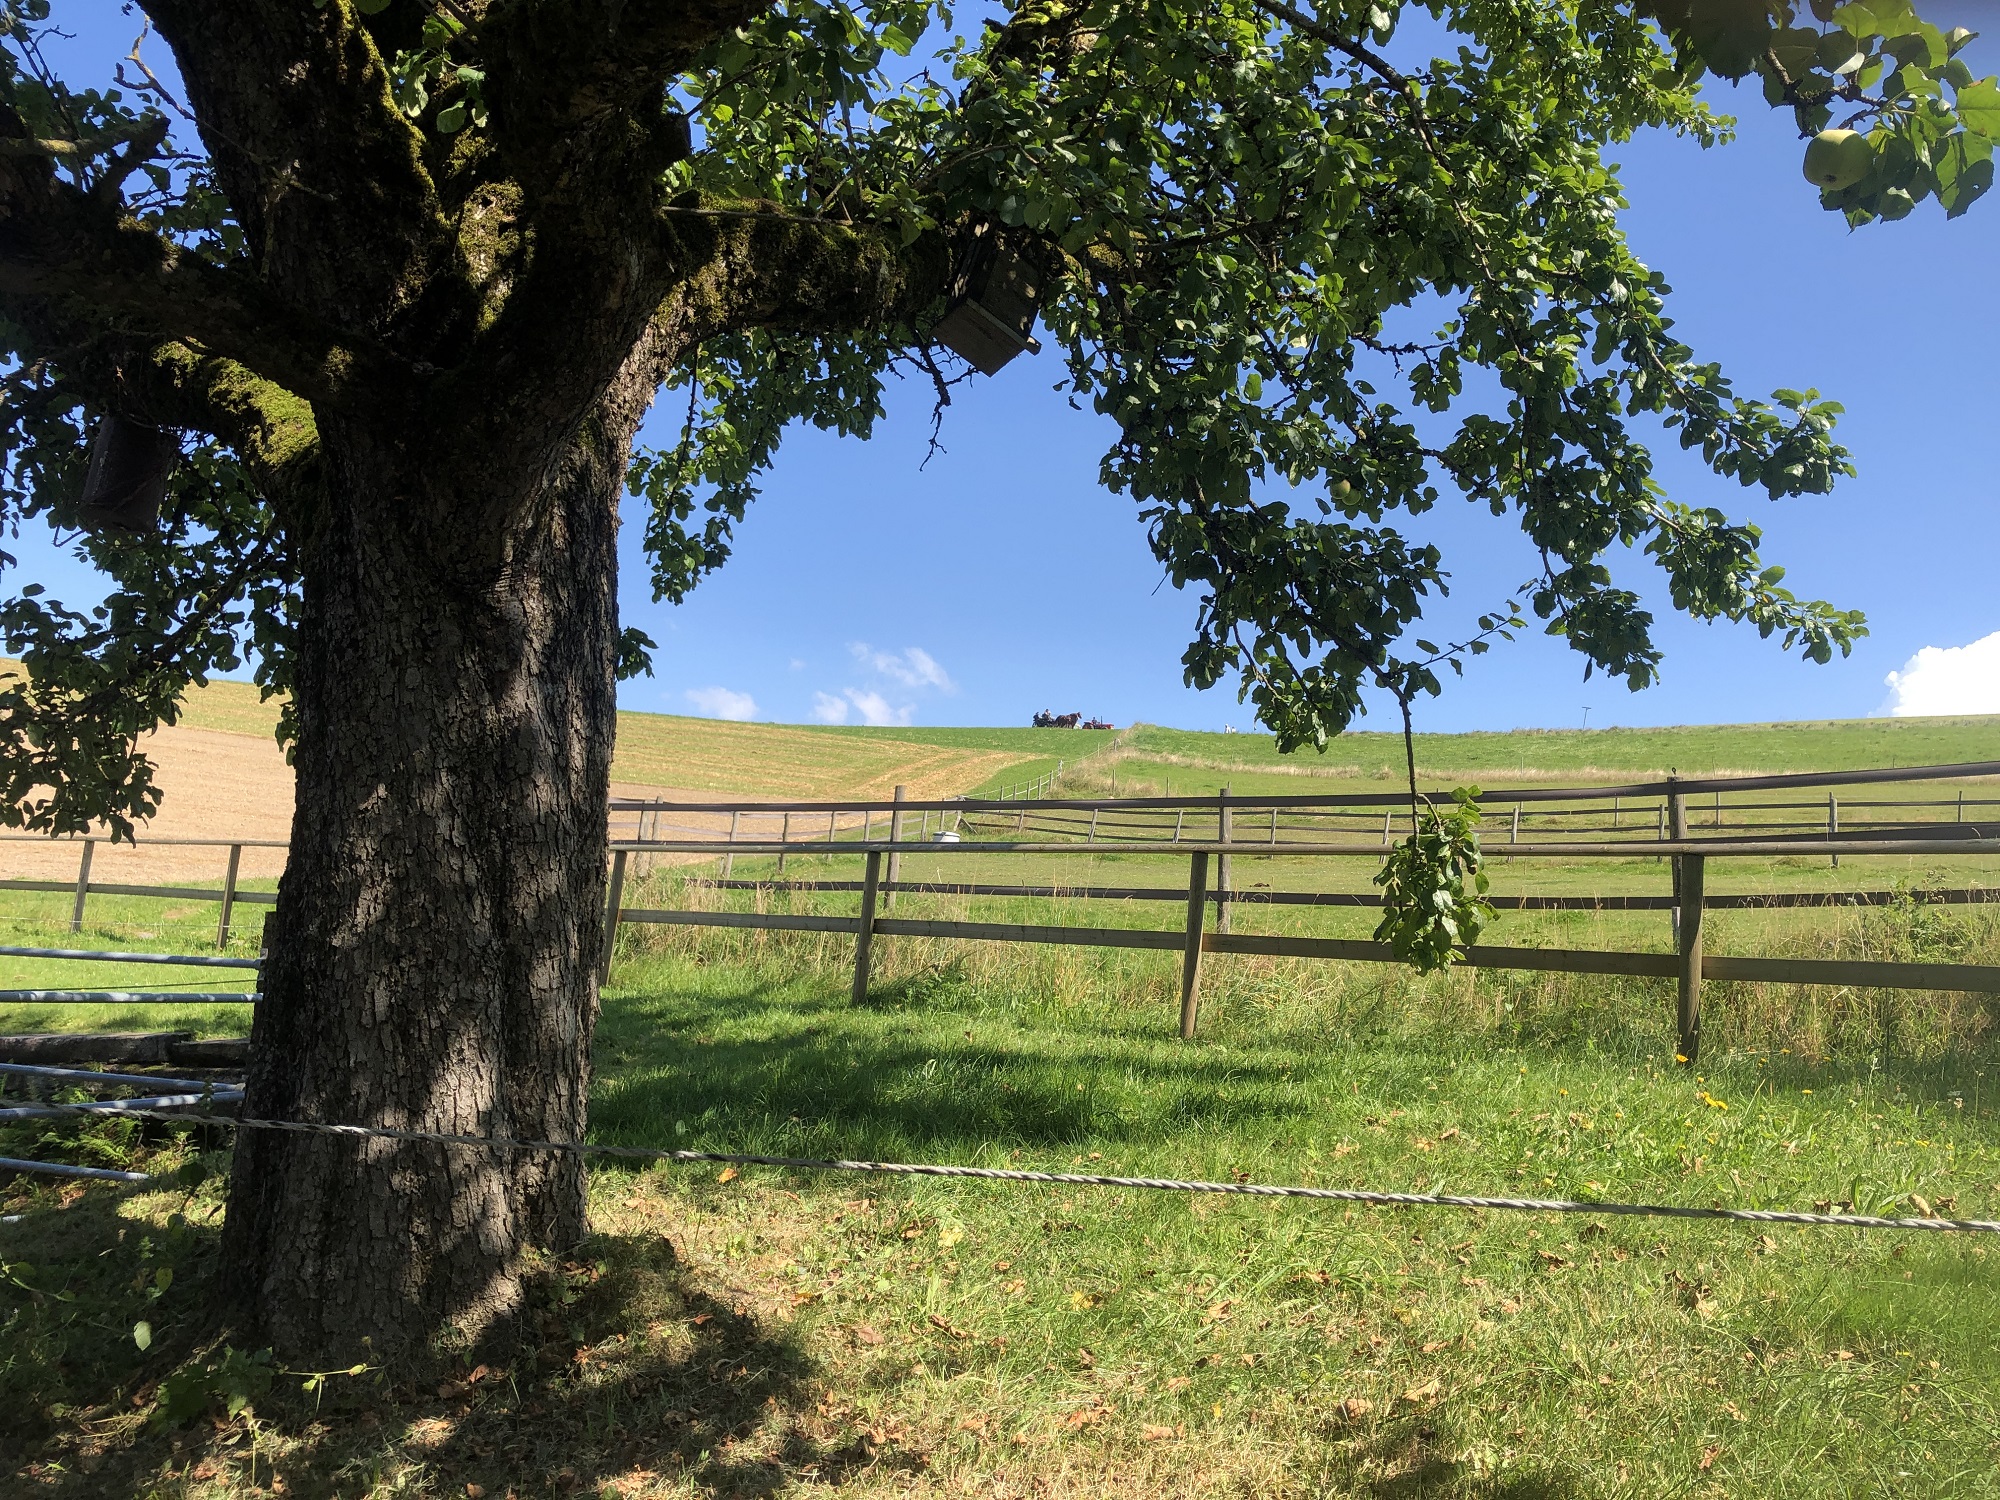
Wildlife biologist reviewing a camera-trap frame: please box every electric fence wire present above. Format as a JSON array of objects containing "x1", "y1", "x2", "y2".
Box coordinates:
[{"x1": 7, "y1": 1098, "x2": 1998, "y2": 1234}]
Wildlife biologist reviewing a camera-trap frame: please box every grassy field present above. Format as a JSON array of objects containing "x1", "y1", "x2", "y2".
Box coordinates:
[
  {"x1": 6, "y1": 707, "x2": 2000, "y2": 1496},
  {"x1": 1071, "y1": 719, "x2": 2000, "y2": 802},
  {"x1": 6, "y1": 901, "x2": 2000, "y2": 1497}
]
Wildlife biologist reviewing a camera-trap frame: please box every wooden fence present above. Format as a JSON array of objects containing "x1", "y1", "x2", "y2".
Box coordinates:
[
  {"x1": 4, "y1": 760, "x2": 1996, "y2": 1064},
  {"x1": 602, "y1": 759, "x2": 2000, "y2": 1064},
  {"x1": 0, "y1": 835, "x2": 286, "y2": 946}
]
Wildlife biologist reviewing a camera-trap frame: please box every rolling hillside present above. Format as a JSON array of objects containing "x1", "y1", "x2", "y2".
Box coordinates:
[
  {"x1": 1078, "y1": 716, "x2": 2000, "y2": 799},
  {"x1": 9, "y1": 662, "x2": 1995, "y2": 816}
]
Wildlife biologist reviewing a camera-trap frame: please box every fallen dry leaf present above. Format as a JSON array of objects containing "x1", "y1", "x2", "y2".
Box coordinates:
[
  {"x1": 1140, "y1": 1423, "x2": 1179, "y2": 1442},
  {"x1": 1400, "y1": 1378, "x2": 1442, "y2": 1407},
  {"x1": 717, "y1": 1167, "x2": 738, "y2": 1184},
  {"x1": 1338, "y1": 1396, "x2": 1374, "y2": 1421},
  {"x1": 851, "y1": 1323, "x2": 885, "y2": 1346},
  {"x1": 1698, "y1": 1444, "x2": 1722, "y2": 1472}
]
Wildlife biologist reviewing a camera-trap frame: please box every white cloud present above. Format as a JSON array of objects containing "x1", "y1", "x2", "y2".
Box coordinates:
[
  {"x1": 849, "y1": 643, "x2": 956, "y2": 693},
  {"x1": 683, "y1": 686, "x2": 759, "y2": 721},
  {"x1": 812, "y1": 687, "x2": 913, "y2": 726},
  {"x1": 844, "y1": 689, "x2": 913, "y2": 726},
  {"x1": 1878, "y1": 631, "x2": 2000, "y2": 718}
]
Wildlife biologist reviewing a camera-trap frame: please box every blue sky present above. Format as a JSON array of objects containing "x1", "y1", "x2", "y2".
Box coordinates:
[{"x1": 14, "y1": 3, "x2": 1999, "y2": 737}]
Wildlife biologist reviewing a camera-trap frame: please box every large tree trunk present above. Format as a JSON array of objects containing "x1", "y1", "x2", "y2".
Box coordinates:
[{"x1": 221, "y1": 365, "x2": 651, "y2": 1363}]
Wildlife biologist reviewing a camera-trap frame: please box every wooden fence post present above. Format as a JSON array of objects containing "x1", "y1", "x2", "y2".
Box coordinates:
[
  {"x1": 70, "y1": 838, "x2": 94, "y2": 933},
  {"x1": 777, "y1": 810, "x2": 791, "y2": 876},
  {"x1": 1677, "y1": 852, "x2": 1705, "y2": 1066},
  {"x1": 886, "y1": 786, "x2": 907, "y2": 911},
  {"x1": 599, "y1": 848, "x2": 628, "y2": 986},
  {"x1": 722, "y1": 809, "x2": 740, "y2": 879},
  {"x1": 216, "y1": 843, "x2": 243, "y2": 949},
  {"x1": 1667, "y1": 778, "x2": 1686, "y2": 948},
  {"x1": 852, "y1": 850, "x2": 883, "y2": 1003},
  {"x1": 1828, "y1": 793, "x2": 1839, "y2": 870},
  {"x1": 1179, "y1": 850, "x2": 1210, "y2": 1040},
  {"x1": 1216, "y1": 787, "x2": 1233, "y2": 935}
]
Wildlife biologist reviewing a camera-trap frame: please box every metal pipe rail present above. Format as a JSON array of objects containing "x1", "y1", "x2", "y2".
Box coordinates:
[
  {"x1": 0, "y1": 1061, "x2": 221, "y2": 1093},
  {"x1": 0, "y1": 1090, "x2": 242, "y2": 1122},
  {"x1": 0, "y1": 944, "x2": 261, "y2": 969},
  {"x1": 0, "y1": 991, "x2": 259, "y2": 1004}
]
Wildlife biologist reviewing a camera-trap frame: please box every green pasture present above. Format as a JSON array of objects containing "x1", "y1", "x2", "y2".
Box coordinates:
[
  {"x1": 6, "y1": 710, "x2": 2000, "y2": 1495},
  {"x1": 7, "y1": 888, "x2": 2000, "y2": 1496}
]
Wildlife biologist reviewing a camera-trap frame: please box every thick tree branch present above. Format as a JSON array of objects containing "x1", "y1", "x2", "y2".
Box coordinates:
[
  {"x1": 0, "y1": 128, "x2": 383, "y2": 408},
  {"x1": 5, "y1": 284, "x2": 323, "y2": 509},
  {"x1": 136, "y1": 0, "x2": 453, "y2": 334},
  {"x1": 655, "y1": 204, "x2": 954, "y2": 347},
  {"x1": 482, "y1": 0, "x2": 774, "y2": 168},
  {"x1": 426, "y1": 197, "x2": 949, "y2": 550}
]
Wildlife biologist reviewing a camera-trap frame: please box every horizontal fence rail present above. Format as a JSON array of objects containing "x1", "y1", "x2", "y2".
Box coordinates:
[
  {"x1": 0, "y1": 943, "x2": 263, "y2": 1008},
  {"x1": 691, "y1": 877, "x2": 2000, "y2": 913},
  {"x1": 0, "y1": 991, "x2": 261, "y2": 1004},
  {"x1": 0, "y1": 945, "x2": 262, "y2": 969}
]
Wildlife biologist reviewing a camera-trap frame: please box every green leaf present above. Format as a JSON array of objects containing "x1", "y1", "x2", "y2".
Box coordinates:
[
  {"x1": 133, "y1": 1320, "x2": 152, "y2": 1351},
  {"x1": 880, "y1": 24, "x2": 915, "y2": 55},
  {"x1": 435, "y1": 102, "x2": 467, "y2": 134},
  {"x1": 355, "y1": 0, "x2": 394, "y2": 12},
  {"x1": 1958, "y1": 78, "x2": 2000, "y2": 138}
]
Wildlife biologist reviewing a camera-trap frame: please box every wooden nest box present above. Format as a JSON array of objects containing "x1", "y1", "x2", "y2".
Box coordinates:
[
  {"x1": 77, "y1": 415, "x2": 178, "y2": 534},
  {"x1": 930, "y1": 224, "x2": 1043, "y2": 376}
]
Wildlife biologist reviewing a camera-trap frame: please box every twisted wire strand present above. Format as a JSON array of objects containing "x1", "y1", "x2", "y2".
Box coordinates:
[{"x1": 18, "y1": 1098, "x2": 1998, "y2": 1233}]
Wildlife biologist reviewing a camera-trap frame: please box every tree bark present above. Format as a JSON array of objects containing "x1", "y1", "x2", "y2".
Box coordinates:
[{"x1": 220, "y1": 352, "x2": 654, "y2": 1363}]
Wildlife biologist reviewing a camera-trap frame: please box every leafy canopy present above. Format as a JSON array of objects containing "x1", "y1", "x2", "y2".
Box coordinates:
[{"x1": 1, "y1": 0, "x2": 1991, "y2": 837}]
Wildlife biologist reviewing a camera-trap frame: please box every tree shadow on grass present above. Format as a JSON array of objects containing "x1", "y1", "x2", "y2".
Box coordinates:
[
  {"x1": 3, "y1": 1182, "x2": 920, "y2": 1498},
  {"x1": 1322, "y1": 1419, "x2": 1590, "y2": 1500},
  {"x1": 592, "y1": 969, "x2": 1318, "y2": 1162}
]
